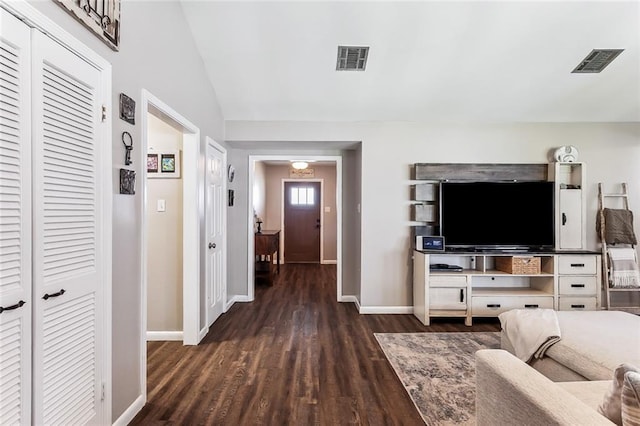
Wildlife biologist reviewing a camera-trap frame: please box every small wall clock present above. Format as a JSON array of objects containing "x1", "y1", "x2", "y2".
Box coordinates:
[
  {"x1": 227, "y1": 164, "x2": 235, "y2": 183},
  {"x1": 553, "y1": 145, "x2": 579, "y2": 162}
]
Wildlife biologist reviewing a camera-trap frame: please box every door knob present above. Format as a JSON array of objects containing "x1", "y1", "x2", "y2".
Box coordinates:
[{"x1": 208, "y1": 242, "x2": 216, "y2": 249}]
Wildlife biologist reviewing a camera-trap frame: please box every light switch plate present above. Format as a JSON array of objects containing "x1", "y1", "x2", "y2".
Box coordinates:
[{"x1": 157, "y1": 199, "x2": 166, "y2": 212}]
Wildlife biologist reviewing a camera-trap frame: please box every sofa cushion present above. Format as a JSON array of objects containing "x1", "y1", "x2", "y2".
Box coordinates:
[
  {"x1": 476, "y1": 349, "x2": 614, "y2": 425},
  {"x1": 545, "y1": 311, "x2": 640, "y2": 380},
  {"x1": 598, "y1": 364, "x2": 640, "y2": 425},
  {"x1": 558, "y1": 380, "x2": 611, "y2": 411},
  {"x1": 622, "y1": 371, "x2": 640, "y2": 426}
]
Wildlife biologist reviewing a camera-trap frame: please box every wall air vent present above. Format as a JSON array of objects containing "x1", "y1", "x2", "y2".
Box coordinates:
[
  {"x1": 572, "y1": 49, "x2": 624, "y2": 73},
  {"x1": 336, "y1": 46, "x2": 369, "y2": 71}
]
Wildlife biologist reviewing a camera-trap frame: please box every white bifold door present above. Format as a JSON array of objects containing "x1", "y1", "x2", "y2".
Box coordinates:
[
  {"x1": 0, "y1": 9, "x2": 110, "y2": 425},
  {"x1": 0, "y1": 9, "x2": 32, "y2": 425}
]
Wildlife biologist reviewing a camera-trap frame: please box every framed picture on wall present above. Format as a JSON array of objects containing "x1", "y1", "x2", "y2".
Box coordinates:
[
  {"x1": 148, "y1": 150, "x2": 181, "y2": 178},
  {"x1": 147, "y1": 153, "x2": 158, "y2": 173},
  {"x1": 161, "y1": 154, "x2": 176, "y2": 173}
]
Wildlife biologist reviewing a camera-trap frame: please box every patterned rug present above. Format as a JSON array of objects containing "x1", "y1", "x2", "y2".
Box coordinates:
[{"x1": 374, "y1": 332, "x2": 501, "y2": 425}]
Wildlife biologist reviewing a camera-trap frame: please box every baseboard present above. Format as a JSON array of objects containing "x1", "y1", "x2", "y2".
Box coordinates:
[
  {"x1": 322, "y1": 260, "x2": 338, "y2": 264},
  {"x1": 112, "y1": 394, "x2": 145, "y2": 426},
  {"x1": 146, "y1": 331, "x2": 183, "y2": 341},
  {"x1": 198, "y1": 326, "x2": 209, "y2": 342},
  {"x1": 358, "y1": 305, "x2": 413, "y2": 314},
  {"x1": 340, "y1": 295, "x2": 361, "y2": 311},
  {"x1": 224, "y1": 295, "x2": 252, "y2": 311}
]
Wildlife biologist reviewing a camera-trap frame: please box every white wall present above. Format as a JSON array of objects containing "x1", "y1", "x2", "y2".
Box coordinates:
[
  {"x1": 226, "y1": 121, "x2": 640, "y2": 310},
  {"x1": 146, "y1": 114, "x2": 183, "y2": 332},
  {"x1": 25, "y1": 1, "x2": 226, "y2": 420}
]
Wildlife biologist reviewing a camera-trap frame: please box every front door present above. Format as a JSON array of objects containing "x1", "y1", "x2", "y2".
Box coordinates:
[
  {"x1": 284, "y1": 181, "x2": 321, "y2": 263},
  {"x1": 205, "y1": 138, "x2": 226, "y2": 326}
]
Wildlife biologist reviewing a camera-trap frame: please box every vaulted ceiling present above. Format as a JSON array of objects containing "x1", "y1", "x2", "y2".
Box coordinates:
[{"x1": 180, "y1": 1, "x2": 640, "y2": 123}]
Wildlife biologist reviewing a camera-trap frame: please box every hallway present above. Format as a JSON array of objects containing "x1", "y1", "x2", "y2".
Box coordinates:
[{"x1": 131, "y1": 264, "x2": 499, "y2": 424}]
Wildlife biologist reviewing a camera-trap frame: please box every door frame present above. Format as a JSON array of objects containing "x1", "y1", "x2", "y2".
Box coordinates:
[
  {"x1": 0, "y1": 0, "x2": 113, "y2": 423},
  {"x1": 247, "y1": 155, "x2": 342, "y2": 302},
  {"x1": 205, "y1": 136, "x2": 227, "y2": 327},
  {"x1": 140, "y1": 90, "x2": 201, "y2": 401},
  {"x1": 281, "y1": 179, "x2": 324, "y2": 263}
]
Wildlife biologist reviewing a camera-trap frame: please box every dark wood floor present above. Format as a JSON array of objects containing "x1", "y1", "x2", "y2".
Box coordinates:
[{"x1": 131, "y1": 264, "x2": 499, "y2": 425}]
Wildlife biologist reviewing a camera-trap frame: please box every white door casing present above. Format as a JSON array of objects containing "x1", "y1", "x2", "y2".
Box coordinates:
[
  {"x1": 205, "y1": 137, "x2": 226, "y2": 326},
  {"x1": 31, "y1": 29, "x2": 106, "y2": 425},
  {"x1": 0, "y1": 9, "x2": 32, "y2": 425}
]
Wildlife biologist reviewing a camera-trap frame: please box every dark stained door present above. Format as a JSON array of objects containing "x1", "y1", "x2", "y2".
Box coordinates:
[{"x1": 284, "y1": 181, "x2": 321, "y2": 263}]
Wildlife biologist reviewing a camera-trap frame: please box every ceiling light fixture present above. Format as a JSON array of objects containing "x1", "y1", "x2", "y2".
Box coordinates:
[{"x1": 291, "y1": 161, "x2": 309, "y2": 170}]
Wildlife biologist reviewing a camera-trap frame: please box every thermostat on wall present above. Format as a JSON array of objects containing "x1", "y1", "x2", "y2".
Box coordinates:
[{"x1": 416, "y1": 236, "x2": 445, "y2": 251}]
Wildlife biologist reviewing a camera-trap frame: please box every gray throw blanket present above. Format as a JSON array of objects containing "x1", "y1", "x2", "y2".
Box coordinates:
[{"x1": 597, "y1": 208, "x2": 638, "y2": 245}]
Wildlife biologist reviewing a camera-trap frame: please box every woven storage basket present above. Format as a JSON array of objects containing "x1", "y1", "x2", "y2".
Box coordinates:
[{"x1": 495, "y1": 256, "x2": 541, "y2": 274}]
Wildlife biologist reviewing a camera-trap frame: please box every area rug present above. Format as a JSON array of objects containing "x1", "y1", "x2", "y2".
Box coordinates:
[{"x1": 374, "y1": 332, "x2": 500, "y2": 425}]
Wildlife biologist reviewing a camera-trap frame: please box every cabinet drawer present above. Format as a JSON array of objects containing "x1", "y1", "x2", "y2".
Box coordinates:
[
  {"x1": 471, "y1": 296, "x2": 553, "y2": 316},
  {"x1": 429, "y1": 288, "x2": 466, "y2": 310},
  {"x1": 558, "y1": 255, "x2": 597, "y2": 275},
  {"x1": 558, "y1": 297, "x2": 597, "y2": 311},
  {"x1": 429, "y1": 275, "x2": 468, "y2": 288},
  {"x1": 558, "y1": 276, "x2": 598, "y2": 295}
]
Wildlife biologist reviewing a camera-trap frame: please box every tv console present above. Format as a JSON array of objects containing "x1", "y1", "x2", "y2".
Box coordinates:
[
  {"x1": 411, "y1": 161, "x2": 595, "y2": 325},
  {"x1": 413, "y1": 250, "x2": 601, "y2": 326}
]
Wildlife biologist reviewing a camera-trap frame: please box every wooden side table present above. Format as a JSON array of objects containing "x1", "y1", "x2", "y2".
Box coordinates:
[{"x1": 255, "y1": 230, "x2": 280, "y2": 284}]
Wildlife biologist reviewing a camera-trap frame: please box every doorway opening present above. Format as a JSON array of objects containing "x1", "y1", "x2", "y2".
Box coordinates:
[
  {"x1": 248, "y1": 156, "x2": 342, "y2": 301},
  {"x1": 144, "y1": 112, "x2": 185, "y2": 342},
  {"x1": 139, "y1": 89, "x2": 202, "y2": 405}
]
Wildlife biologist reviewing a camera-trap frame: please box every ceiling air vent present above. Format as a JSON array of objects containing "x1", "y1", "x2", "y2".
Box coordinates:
[
  {"x1": 336, "y1": 46, "x2": 369, "y2": 71},
  {"x1": 572, "y1": 49, "x2": 624, "y2": 73}
]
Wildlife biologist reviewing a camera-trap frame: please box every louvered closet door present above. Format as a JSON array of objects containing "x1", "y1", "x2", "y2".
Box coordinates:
[
  {"x1": 0, "y1": 10, "x2": 32, "y2": 426},
  {"x1": 31, "y1": 30, "x2": 105, "y2": 425}
]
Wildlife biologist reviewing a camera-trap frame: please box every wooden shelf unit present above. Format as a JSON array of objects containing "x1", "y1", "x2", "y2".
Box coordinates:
[
  {"x1": 413, "y1": 251, "x2": 601, "y2": 326},
  {"x1": 255, "y1": 230, "x2": 280, "y2": 285}
]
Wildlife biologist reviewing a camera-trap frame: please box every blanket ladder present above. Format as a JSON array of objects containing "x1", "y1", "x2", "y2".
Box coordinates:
[{"x1": 597, "y1": 183, "x2": 640, "y2": 313}]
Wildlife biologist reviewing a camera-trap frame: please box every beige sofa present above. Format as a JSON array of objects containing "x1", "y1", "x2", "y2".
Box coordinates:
[
  {"x1": 476, "y1": 349, "x2": 614, "y2": 425},
  {"x1": 476, "y1": 310, "x2": 640, "y2": 425}
]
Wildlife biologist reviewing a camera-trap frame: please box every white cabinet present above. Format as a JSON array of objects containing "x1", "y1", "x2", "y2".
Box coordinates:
[
  {"x1": 413, "y1": 253, "x2": 471, "y2": 326},
  {"x1": 413, "y1": 251, "x2": 601, "y2": 325},
  {"x1": 557, "y1": 255, "x2": 601, "y2": 311},
  {"x1": 0, "y1": 9, "x2": 111, "y2": 425},
  {"x1": 558, "y1": 189, "x2": 583, "y2": 249},
  {"x1": 550, "y1": 162, "x2": 586, "y2": 250}
]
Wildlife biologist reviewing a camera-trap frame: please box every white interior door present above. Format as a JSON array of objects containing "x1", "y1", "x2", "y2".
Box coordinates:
[
  {"x1": 0, "y1": 9, "x2": 32, "y2": 425},
  {"x1": 205, "y1": 138, "x2": 226, "y2": 326},
  {"x1": 31, "y1": 30, "x2": 106, "y2": 425}
]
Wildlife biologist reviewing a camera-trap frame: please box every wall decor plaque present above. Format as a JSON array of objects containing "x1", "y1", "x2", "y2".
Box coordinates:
[
  {"x1": 53, "y1": 0, "x2": 121, "y2": 51},
  {"x1": 289, "y1": 168, "x2": 315, "y2": 178},
  {"x1": 119, "y1": 168, "x2": 136, "y2": 194},
  {"x1": 119, "y1": 93, "x2": 135, "y2": 124}
]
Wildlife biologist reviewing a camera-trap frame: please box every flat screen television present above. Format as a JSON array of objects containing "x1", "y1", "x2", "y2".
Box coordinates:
[{"x1": 440, "y1": 181, "x2": 555, "y2": 251}]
